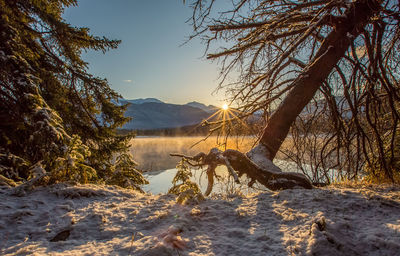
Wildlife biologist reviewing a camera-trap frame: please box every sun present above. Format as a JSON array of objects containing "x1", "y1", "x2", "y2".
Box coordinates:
[{"x1": 222, "y1": 103, "x2": 229, "y2": 111}]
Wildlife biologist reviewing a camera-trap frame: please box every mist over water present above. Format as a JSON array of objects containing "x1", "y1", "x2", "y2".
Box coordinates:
[
  {"x1": 130, "y1": 136, "x2": 257, "y2": 172},
  {"x1": 131, "y1": 136, "x2": 258, "y2": 194},
  {"x1": 130, "y1": 136, "x2": 307, "y2": 194}
]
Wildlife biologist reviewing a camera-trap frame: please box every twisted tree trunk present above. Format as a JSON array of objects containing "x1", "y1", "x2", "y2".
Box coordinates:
[
  {"x1": 172, "y1": 0, "x2": 381, "y2": 195},
  {"x1": 260, "y1": 0, "x2": 381, "y2": 160}
]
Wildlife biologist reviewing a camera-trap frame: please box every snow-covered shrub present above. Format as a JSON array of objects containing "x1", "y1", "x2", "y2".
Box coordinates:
[
  {"x1": 48, "y1": 135, "x2": 97, "y2": 184},
  {"x1": 169, "y1": 160, "x2": 204, "y2": 204},
  {"x1": 105, "y1": 153, "x2": 148, "y2": 191}
]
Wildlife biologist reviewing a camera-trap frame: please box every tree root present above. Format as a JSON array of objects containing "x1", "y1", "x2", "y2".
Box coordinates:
[{"x1": 171, "y1": 145, "x2": 313, "y2": 196}]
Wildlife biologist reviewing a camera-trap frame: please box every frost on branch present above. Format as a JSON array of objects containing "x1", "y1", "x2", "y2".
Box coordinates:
[
  {"x1": 0, "y1": 6, "x2": 147, "y2": 191},
  {"x1": 168, "y1": 159, "x2": 204, "y2": 204}
]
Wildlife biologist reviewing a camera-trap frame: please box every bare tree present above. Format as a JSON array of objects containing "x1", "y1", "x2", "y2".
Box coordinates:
[{"x1": 173, "y1": 0, "x2": 400, "y2": 193}]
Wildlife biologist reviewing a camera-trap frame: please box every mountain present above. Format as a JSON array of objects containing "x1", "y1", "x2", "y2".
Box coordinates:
[
  {"x1": 185, "y1": 101, "x2": 218, "y2": 113},
  {"x1": 119, "y1": 98, "x2": 164, "y2": 105},
  {"x1": 122, "y1": 101, "x2": 214, "y2": 130}
]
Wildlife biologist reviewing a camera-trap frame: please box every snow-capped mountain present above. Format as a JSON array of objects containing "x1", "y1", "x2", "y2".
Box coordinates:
[
  {"x1": 119, "y1": 98, "x2": 164, "y2": 105},
  {"x1": 185, "y1": 101, "x2": 218, "y2": 113}
]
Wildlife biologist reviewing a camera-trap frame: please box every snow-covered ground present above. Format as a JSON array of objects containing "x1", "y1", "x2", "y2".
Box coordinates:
[{"x1": 0, "y1": 183, "x2": 399, "y2": 255}]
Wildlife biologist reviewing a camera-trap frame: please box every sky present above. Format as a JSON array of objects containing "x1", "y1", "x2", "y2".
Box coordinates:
[{"x1": 63, "y1": 0, "x2": 226, "y2": 106}]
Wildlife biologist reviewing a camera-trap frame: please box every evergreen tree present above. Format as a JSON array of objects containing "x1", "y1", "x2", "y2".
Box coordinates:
[{"x1": 0, "y1": 0, "x2": 147, "y2": 189}]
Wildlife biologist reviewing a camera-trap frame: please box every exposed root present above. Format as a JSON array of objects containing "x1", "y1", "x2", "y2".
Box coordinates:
[
  {"x1": 204, "y1": 164, "x2": 215, "y2": 196},
  {"x1": 171, "y1": 145, "x2": 312, "y2": 196}
]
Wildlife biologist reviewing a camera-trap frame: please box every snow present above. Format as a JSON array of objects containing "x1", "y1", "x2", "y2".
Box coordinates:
[
  {"x1": 347, "y1": 32, "x2": 355, "y2": 39},
  {"x1": 246, "y1": 144, "x2": 282, "y2": 174},
  {"x1": 0, "y1": 183, "x2": 399, "y2": 255}
]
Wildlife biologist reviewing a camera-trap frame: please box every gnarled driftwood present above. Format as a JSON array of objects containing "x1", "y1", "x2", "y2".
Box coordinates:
[{"x1": 171, "y1": 144, "x2": 312, "y2": 196}]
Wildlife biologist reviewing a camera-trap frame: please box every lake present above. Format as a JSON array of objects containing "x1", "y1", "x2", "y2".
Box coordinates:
[
  {"x1": 130, "y1": 136, "x2": 305, "y2": 194},
  {"x1": 129, "y1": 136, "x2": 258, "y2": 171}
]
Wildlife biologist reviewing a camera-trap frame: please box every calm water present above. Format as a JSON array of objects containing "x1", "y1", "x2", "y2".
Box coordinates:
[
  {"x1": 130, "y1": 136, "x2": 304, "y2": 194},
  {"x1": 142, "y1": 160, "x2": 299, "y2": 195}
]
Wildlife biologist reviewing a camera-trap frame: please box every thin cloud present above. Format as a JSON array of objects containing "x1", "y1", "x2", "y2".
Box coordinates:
[{"x1": 123, "y1": 79, "x2": 133, "y2": 83}]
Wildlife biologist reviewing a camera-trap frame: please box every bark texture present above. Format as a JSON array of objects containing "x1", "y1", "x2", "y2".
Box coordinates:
[{"x1": 260, "y1": 0, "x2": 382, "y2": 160}]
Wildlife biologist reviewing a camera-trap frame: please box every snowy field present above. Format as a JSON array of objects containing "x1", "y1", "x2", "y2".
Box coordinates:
[{"x1": 1, "y1": 183, "x2": 399, "y2": 256}]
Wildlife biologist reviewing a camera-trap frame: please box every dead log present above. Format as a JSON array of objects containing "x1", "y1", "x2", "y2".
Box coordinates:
[{"x1": 171, "y1": 144, "x2": 312, "y2": 196}]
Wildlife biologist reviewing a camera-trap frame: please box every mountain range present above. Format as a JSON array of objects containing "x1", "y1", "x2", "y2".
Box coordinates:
[
  {"x1": 120, "y1": 98, "x2": 218, "y2": 130},
  {"x1": 118, "y1": 96, "x2": 350, "y2": 131}
]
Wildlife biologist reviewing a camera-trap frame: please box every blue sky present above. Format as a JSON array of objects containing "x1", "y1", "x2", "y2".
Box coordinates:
[{"x1": 63, "y1": 0, "x2": 226, "y2": 106}]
